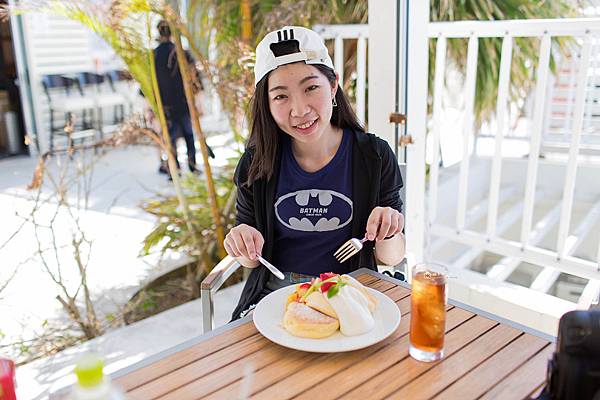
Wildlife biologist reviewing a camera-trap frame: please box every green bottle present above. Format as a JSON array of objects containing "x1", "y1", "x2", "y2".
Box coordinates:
[{"x1": 70, "y1": 354, "x2": 127, "y2": 400}]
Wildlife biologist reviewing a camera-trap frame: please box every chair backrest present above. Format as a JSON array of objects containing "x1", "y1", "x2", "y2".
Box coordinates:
[
  {"x1": 41, "y1": 74, "x2": 76, "y2": 103},
  {"x1": 76, "y1": 72, "x2": 106, "y2": 94},
  {"x1": 104, "y1": 71, "x2": 118, "y2": 92},
  {"x1": 78, "y1": 71, "x2": 104, "y2": 84}
]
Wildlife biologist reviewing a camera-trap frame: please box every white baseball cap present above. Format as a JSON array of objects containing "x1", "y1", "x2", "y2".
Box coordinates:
[{"x1": 254, "y1": 26, "x2": 335, "y2": 87}]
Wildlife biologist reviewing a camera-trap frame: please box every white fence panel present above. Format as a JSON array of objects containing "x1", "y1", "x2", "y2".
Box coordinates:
[
  {"x1": 422, "y1": 18, "x2": 600, "y2": 334},
  {"x1": 314, "y1": 24, "x2": 369, "y2": 125}
]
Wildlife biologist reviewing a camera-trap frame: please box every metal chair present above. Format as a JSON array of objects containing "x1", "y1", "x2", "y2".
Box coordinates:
[
  {"x1": 201, "y1": 255, "x2": 241, "y2": 333},
  {"x1": 106, "y1": 70, "x2": 142, "y2": 116},
  {"x1": 42, "y1": 74, "x2": 97, "y2": 152},
  {"x1": 76, "y1": 72, "x2": 127, "y2": 137}
]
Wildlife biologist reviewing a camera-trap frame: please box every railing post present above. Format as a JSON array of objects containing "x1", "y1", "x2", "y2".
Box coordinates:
[
  {"x1": 456, "y1": 35, "x2": 478, "y2": 230},
  {"x1": 521, "y1": 35, "x2": 551, "y2": 246},
  {"x1": 486, "y1": 35, "x2": 513, "y2": 239},
  {"x1": 557, "y1": 38, "x2": 592, "y2": 258},
  {"x1": 428, "y1": 36, "x2": 447, "y2": 227},
  {"x1": 356, "y1": 35, "x2": 367, "y2": 125},
  {"x1": 334, "y1": 35, "x2": 344, "y2": 85}
]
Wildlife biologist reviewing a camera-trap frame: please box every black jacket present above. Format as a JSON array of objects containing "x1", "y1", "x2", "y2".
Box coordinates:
[{"x1": 231, "y1": 130, "x2": 403, "y2": 320}]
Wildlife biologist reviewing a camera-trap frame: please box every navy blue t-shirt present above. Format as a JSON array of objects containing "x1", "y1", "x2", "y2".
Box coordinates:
[
  {"x1": 272, "y1": 129, "x2": 353, "y2": 275},
  {"x1": 154, "y1": 41, "x2": 192, "y2": 115}
]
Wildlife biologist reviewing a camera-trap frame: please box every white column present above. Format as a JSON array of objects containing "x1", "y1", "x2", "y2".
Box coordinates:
[
  {"x1": 367, "y1": 0, "x2": 396, "y2": 145},
  {"x1": 405, "y1": 0, "x2": 430, "y2": 264},
  {"x1": 10, "y1": 12, "x2": 38, "y2": 155}
]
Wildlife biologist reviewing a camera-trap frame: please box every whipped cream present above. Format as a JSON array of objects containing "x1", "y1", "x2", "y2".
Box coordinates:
[
  {"x1": 341, "y1": 275, "x2": 377, "y2": 312},
  {"x1": 325, "y1": 285, "x2": 374, "y2": 336}
]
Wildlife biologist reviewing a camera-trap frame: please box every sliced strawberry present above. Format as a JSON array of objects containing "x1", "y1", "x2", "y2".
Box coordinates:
[
  {"x1": 320, "y1": 281, "x2": 336, "y2": 293},
  {"x1": 319, "y1": 272, "x2": 338, "y2": 281},
  {"x1": 297, "y1": 282, "x2": 311, "y2": 298}
]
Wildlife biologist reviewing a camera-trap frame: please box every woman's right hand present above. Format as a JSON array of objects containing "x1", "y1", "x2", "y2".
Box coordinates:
[{"x1": 223, "y1": 224, "x2": 264, "y2": 265}]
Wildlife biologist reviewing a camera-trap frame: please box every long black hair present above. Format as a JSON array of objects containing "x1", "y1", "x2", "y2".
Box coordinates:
[{"x1": 245, "y1": 63, "x2": 364, "y2": 185}]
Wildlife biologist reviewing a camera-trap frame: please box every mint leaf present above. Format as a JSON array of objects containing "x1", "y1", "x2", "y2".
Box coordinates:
[{"x1": 327, "y1": 284, "x2": 339, "y2": 298}]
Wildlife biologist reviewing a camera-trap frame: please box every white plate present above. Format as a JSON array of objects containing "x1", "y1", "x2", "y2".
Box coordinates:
[{"x1": 253, "y1": 284, "x2": 401, "y2": 353}]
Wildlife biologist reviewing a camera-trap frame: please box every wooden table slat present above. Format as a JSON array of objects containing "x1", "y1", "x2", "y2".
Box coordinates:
[
  {"x1": 388, "y1": 324, "x2": 523, "y2": 399},
  {"x1": 367, "y1": 278, "x2": 397, "y2": 292},
  {"x1": 478, "y1": 344, "x2": 555, "y2": 400},
  {"x1": 340, "y1": 314, "x2": 498, "y2": 399},
  {"x1": 127, "y1": 333, "x2": 270, "y2": 398},
  {"x1": 432, "y1": 333, "x2": 550, "y2": 400},
  {"x1": 356, "y1": 273, "x2": 380, "y2": 286},
  {"x1": 203, "y1": 294, "x2": 416, "y2": 400},
  {"x1": 114, "y1": 321, "x2": 258, "y2": 390},
  {"x1": 260, "y1": 306, "x2": 469, "y2": 400},
  {"x1": 204, "y1": 349, "x2": 320, "y2": 400},
  {"x1": 381, "y1": 285, "x2": 411, "y2": 302},
  {"x1": 154, "y1": 343, "x2": 305, "y2": 400}
]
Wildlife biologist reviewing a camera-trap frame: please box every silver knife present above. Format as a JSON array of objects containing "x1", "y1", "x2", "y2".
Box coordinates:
[{"x1": 256, "y1": 256, "x2": 285, "y2": 280}]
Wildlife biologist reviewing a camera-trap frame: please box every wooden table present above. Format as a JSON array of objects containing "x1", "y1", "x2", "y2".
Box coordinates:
[{"x1": 110, "y1": 268, "x2": 555, "y2": 399}]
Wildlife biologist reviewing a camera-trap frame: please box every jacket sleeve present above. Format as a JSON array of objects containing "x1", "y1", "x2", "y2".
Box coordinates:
[
  {"x1": 376, "y1": 137, "x2": 404, "y2": 213},
  {"x1": 233, "y1": 151, "x2": 257, "y2": 227}
]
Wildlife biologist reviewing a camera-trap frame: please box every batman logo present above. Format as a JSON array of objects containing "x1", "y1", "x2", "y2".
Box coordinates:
[{"x1": 274, "y1": 189, "x2": 353, "y2": 232}]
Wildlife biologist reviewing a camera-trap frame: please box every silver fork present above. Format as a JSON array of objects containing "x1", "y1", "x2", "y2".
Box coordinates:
[{"x1": 334, "y1": 237, "x2": 368, "y2": 263}]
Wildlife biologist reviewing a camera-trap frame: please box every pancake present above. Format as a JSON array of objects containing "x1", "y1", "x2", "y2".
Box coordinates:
[
  {"x1": 305, "y1": 291, "x2": 338, "y2": 319},
  {"x1": 283, "y1": 302, "x2": 339, "y2": 339}
]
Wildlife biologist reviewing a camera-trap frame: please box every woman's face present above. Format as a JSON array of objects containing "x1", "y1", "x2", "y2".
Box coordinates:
[{"x1": 267, "y1": 63, "x2": 337, "y2": 145}]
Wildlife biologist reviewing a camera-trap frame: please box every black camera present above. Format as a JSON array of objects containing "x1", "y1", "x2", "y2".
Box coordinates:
[{"x1": 545, "y1": 310, "x2": 600, "y2": 400}]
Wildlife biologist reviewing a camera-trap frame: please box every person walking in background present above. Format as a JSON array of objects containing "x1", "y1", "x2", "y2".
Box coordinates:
[{"x1": 154, "y1": 19, "x2": 214, "y2": 177}]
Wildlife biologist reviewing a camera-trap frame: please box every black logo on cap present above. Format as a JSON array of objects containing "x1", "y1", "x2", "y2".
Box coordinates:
[
  {"x1": 276, "y1": 28, "x2": 295, "y2": 42},
  {"x1": 271, "y1": 28, "x2": 300, "y2": 56}
]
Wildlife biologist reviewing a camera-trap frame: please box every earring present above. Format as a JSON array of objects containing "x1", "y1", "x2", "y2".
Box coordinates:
[{"x1": 332, "y1": 97, "x2": 338, "y2": 107}]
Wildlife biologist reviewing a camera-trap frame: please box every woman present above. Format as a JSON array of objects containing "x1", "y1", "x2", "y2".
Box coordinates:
[{"x1": 224, "y1": 26, "x2": 406, "y2": 319}]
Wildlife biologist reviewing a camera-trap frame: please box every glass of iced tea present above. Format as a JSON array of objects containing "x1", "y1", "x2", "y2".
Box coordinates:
[{"x1": 409, "y1": 263, "x2": 448, "y2": 362}]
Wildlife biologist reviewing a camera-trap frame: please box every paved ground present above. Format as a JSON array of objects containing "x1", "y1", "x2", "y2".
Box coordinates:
[{"x1": 0, "y1": 131, "x2": 244, "y2": 399}]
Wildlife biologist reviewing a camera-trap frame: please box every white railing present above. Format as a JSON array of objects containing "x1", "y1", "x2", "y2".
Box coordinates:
[
  {"x1": 544, "y1": 37, "x2": 600, "y2": 154},
  {"x1": 426, "y1": 18, "x2": 600, "y2": 310},
  {"x1": 432, "y1": 19, "x2": 600, "y2": 156},
  {"x1": 313, "y1": 24, "x2": 369, "y2": 125}
]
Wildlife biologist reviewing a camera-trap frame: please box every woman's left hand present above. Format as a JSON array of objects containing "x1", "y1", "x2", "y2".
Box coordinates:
[{"x1": 365, "y1": 207, "x2": 404, "y2": 242}]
